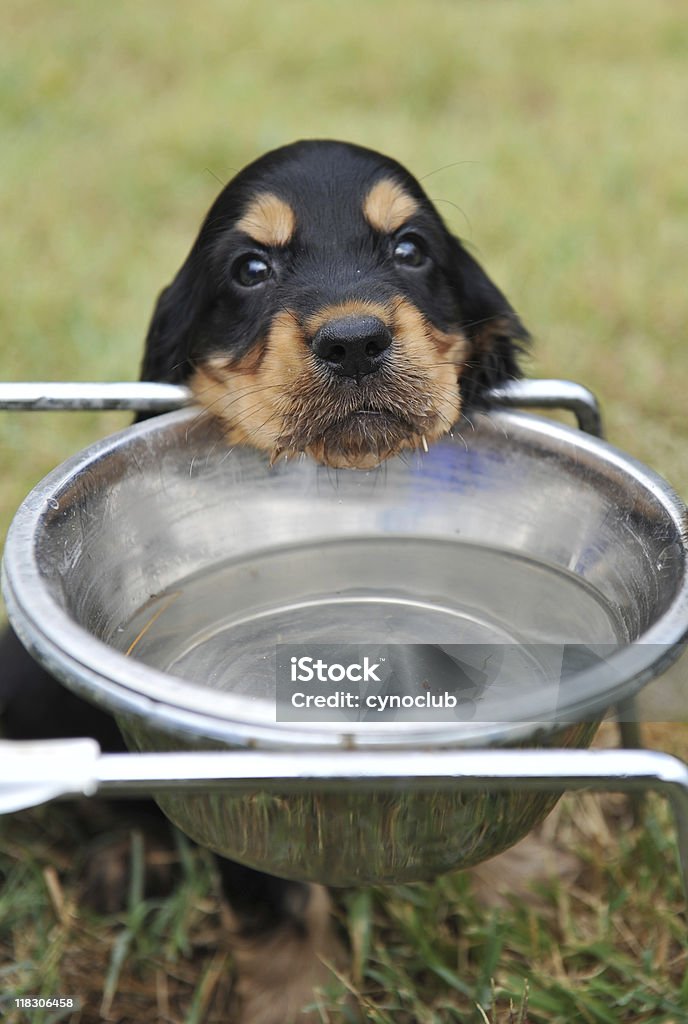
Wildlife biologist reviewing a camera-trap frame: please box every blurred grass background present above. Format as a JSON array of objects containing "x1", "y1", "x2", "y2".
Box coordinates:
[
  {"x1": 1, "y1": 1, "x2": 687, "y2": 1021},
  {"x1": 2, "y1": 0, "x2": 688, "y2": 533}
]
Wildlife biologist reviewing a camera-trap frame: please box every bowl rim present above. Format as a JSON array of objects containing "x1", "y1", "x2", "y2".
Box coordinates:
[{"x1": 3, "y1": 407, "x2": 688, "y2": 750}]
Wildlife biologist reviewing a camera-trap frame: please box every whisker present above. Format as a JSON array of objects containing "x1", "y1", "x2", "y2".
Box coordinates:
[{"x1": 192, "y1": 381, "x2": 286, "y2": 420}]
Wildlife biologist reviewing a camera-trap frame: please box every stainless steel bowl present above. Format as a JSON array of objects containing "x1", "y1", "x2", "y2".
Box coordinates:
[{"x1": 3, "y1": 405, "x2": 688, "y2": 884}]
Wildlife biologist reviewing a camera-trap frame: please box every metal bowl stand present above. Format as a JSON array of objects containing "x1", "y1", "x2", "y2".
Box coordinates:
[{"x1": 0, "y1": 379, "x2": 686, "y2": 905}]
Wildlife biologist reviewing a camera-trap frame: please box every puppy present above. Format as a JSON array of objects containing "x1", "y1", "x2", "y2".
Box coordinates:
[
  {"x1": 140, "y1": 139, "x2": 527, "y2": 468},
  {"x1": 1, "y1": 140, "x2": 529, "y2": 1023}
]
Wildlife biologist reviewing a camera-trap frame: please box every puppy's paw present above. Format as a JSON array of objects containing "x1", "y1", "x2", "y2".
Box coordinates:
[
  {"x1": 228, "y1": 883, "x2": 351, "y2": 1024},
  {"x1": 81, "y1": 828, "x2": 180, "y2": 914}
]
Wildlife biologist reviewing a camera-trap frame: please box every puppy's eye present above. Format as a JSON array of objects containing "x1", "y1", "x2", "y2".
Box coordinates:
[
  {"x1": 232, "y1": 254, "x2": 272, "y2": 287},
  {"x1": 393, "y1": 235, "x2": 428, "y2": 268}
]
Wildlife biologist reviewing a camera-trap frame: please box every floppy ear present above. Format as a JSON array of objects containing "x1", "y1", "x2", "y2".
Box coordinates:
[
  {"x1": 452, "y1": 240, "x2": 530, "y2": 409},
  {"x1": 139, "y1": 251, "x2": 213, "y2": 386}
]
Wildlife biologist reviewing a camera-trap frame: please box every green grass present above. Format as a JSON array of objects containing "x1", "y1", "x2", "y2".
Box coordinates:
[
  {"x1": 2, "y1": 0, "x2": 688, "y2": 534},
  {"x1": 0, "y1": 793, "x2": 686, "y2": 1022},
  {"x1": 1, "y1": 1, "x2": 688, "y2": 1020}
]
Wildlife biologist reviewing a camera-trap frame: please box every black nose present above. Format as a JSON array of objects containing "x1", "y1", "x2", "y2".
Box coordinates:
[{"x1": 311, "y1": 315, "x2": 393, "y2": 379}]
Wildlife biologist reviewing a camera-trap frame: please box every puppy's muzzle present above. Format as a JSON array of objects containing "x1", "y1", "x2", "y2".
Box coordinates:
[{"x1": 311, "y1": 315, "x2": 393, "y2": 379}]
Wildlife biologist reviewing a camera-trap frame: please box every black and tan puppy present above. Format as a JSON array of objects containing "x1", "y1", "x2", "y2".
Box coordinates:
[
  {"x1": 140, "y1": 139, "x2": 527, "y2": 468},
  {"x1": 1, "y1": 140, "x2": 529, "y2": 1023}
]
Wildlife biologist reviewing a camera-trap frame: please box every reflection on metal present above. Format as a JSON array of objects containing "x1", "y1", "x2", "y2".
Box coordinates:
[{"x1": 0, "y1": 741, "x2": 686, "y2": 898}]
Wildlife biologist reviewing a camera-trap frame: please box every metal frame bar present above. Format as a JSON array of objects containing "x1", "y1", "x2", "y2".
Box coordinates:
[
  {"x1": 0, "y1": 381, "x2": 191, "y2": 413},
  {"x1": 488, "y1": 379, "x2": 603, "y2": 438},
  {"x1": 0, "y1": 378, "x2": 603, "y2": 436},
  {"x1": 2, "y1": 743, "x2": 687, "y2": 897},
  {"x1": 104, "y1": 747, "x2": 688, "y2": 899},
  {"x1": 101, "y1": 747, "x2": 688, "y2": 900}
]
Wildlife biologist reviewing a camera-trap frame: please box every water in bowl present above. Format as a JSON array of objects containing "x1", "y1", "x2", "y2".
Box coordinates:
[{"x1": 112, "y1": 538, "x2": 625, "y2": 723}]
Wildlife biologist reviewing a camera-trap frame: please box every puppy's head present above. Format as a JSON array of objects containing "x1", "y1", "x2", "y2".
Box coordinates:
[{"x1": 141, "y1": 140, "x2": 528, "y2": 468}]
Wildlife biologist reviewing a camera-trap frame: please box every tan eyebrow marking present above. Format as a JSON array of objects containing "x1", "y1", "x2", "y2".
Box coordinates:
[
  {"x1": 363, "y1": 178, "x2": 420, "y2": 233},
  {"x1": 235, "y1": 192, "x2": 296, "y2": 246}
]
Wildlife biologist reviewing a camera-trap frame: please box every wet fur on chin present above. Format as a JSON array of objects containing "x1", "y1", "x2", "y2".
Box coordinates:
[
  {"x1": 189, "y1": 299, "x2": 467, "y2": 469},
  {"x1": 191, "y1": 350, "x2": 457, "y2": 470}
]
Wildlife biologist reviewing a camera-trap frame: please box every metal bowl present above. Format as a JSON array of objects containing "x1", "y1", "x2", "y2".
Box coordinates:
[{"x1": 3, "y1": 406, "x2": 688, "y2": 884}]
